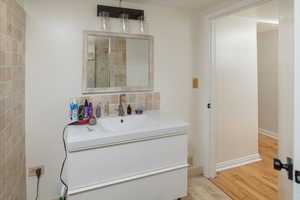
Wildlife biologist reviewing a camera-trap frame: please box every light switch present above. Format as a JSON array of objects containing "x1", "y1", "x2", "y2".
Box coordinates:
[{"x1": 193, "y1": 78, "x2": 199, "y2": 89}]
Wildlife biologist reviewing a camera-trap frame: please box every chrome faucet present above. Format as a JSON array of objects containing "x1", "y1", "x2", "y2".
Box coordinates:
[{"x1": 118, "y1": 94, "x2": 126, "y2": 116}]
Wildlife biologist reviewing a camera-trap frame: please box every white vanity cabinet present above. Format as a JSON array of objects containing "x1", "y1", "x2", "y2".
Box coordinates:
[{"x1": 65, "y1": 111, "x2": 189, "y2": 200}]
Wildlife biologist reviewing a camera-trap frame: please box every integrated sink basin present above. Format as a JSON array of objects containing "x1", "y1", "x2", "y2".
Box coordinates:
[
  {"x1": 66, "y1": 111, "x2": 189, "y2": 152},
  {"x1": 100, "y1": 114, "x2": 150, "y2": 132}
]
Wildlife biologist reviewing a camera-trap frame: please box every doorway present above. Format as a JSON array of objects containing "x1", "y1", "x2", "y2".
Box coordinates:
[{"x1": 206, "y1": 1, "x2": 285, "y2": 199}]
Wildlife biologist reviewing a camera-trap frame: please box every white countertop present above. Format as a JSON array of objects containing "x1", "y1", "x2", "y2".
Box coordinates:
[{"x1": 66, "y1": 111, "x2": 189, "y2": 152}]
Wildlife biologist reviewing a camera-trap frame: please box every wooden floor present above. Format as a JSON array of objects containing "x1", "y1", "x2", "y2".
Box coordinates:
[{"x1": 210, "y1": 134, "x2": 278, "y2": 200}]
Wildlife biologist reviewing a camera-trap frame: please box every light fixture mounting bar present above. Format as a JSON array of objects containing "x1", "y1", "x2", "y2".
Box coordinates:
[{"x1": 97, "y1": 5, "x2": 144, "y2": 20}]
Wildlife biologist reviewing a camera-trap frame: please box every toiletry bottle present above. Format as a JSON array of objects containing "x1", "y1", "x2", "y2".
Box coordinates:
[
  {"x1": 88, "y1": 102, "x2": 93, "y2": 118},
  {"x1": 127, "y1": 104, "x2": 132, "y2": 115},
  {"x1": 84, "y1": 99, "x2": 89, "y2": 120},
  {"x1": 78, "y1": 105, "x2": 84, "y2": 120},
  {"x1": 135, "y1": 105, "x2": 144, "y2": 114},
  {"x1": 96, "y1": 103, "x2": 101, "y2": 118},
  {"x1": 70, "y1": 99, "x2": 78, "y2": 122}
]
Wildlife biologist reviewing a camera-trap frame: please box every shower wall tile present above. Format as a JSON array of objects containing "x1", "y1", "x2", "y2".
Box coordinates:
[{"x1": 0, "y1": 0, "x2": 26, "y2": 199}]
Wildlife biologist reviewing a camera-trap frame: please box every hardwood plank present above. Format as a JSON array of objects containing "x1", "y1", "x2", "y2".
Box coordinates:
[{"x1": 210, "y1": 133, "x2": 278, "y2": 200}]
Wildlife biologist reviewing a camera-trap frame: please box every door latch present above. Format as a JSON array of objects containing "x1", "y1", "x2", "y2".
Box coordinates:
[
  {"x1": 295, "y1": 170, "x2": 300, "y2": 184},
  {"x1": 207, "y1": 103, "x2": 211, "y2": 109},
  {"x1": 274, "y1": 157, "x2": 293, "y2": 180}
]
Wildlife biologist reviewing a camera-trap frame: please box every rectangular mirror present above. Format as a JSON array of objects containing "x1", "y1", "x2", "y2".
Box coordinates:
[{"x1": 82, "y1": 31, "x2": 154, "y2": 94}]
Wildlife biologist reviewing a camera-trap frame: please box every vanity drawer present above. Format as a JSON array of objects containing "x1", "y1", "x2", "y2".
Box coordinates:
[
  {"x1": 68, "y1": 167, "x2": 187, "y2": 200},
  {"x1": 66, "y1": 134, "x2": 188, "y2": 190}
]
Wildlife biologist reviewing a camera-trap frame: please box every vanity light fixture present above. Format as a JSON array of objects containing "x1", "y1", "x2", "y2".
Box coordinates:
[
  {"x1": 97, "y1": 1, "x2": 145, "y2": 33},
  {"x1": 97, "y1": 5, "x2": 144, "y2": 20}
]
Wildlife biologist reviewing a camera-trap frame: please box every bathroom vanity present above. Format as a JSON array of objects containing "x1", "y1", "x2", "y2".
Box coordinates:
[{"x1": 65, "y1": 111, "x2": 189, "y2": 200}]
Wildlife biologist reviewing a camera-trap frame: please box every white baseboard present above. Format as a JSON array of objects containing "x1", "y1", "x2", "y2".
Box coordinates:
[
  {"x1": 216, "y1": 153, "x2": 262, "y2": 172},
  {"x1": 259, "y1": 128, "x2": 278, "y2": 140}
]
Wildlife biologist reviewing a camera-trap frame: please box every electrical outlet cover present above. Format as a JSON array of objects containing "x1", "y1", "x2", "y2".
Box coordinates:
[{"x1": 28, "y1": 165, "x2": 45, "y2": 177}]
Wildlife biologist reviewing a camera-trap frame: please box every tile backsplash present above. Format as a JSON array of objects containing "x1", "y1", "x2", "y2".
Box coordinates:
[{"x1": 74, "y1": 92, "x2": 160, "y2": 116}]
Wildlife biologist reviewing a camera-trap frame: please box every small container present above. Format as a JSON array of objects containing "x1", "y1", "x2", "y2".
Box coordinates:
[
  {"x1": 88, "y1": 116, "x2": 97, "y2": 126},
  {"x1": 96, "y1": 103, "x2": 102, "y2": 118},
  {"x1": 127, "y1": 104, "x2": 132, "y2": 115},
  {"x1": 135, "y1": 105, "x2": 144, "y2": 115}
]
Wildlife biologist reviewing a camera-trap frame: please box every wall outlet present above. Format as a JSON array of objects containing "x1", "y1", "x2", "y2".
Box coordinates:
[{"x1": 28, "y1": 165, "x2": 45, "y2": 177}]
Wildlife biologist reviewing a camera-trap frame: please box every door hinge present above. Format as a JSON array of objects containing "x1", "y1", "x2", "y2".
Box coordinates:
[{"x1": 274, "y1": 157, "x2": 293, "y2": 180}]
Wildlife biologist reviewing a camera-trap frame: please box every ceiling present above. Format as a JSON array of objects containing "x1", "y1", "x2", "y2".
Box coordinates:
[
  {"x1": 123, "y1": 0, "x2": 242, "y2": 11},
  {"x1": 257, "y1": 22, "x2": 278, "y2": 32},
  {"x1": 234, "y1": 0, "x2": 279, "y2": 32},
  {"x1": 235, "y1": 0, "x2": 279, "y2": 22}
]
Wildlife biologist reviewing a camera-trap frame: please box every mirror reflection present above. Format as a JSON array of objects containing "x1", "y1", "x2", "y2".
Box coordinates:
[{"x1": 85, "y1": 35, "x2": 151, "y2": 90}]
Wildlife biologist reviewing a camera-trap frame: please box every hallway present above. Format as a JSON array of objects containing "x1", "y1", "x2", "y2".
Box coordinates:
[{"x1": 210, "y1": 134, "x2": 278, "y2": 200}]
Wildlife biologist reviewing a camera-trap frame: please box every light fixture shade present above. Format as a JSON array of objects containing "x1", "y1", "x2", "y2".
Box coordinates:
[
  {"x1": 120, "y1": 13, "x2": 129, "y2": 33},
  {"x1": 100, "y1": 11, "x2": 110, "y2": 31},
  {"x1": 138, "y1": 15, "x2": 145, "y2": 33}
]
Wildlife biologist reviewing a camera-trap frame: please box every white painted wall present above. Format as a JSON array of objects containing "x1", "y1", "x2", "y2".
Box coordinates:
[
  {"x1": 24, "y1": 0, "x2": 194, "y2": 199},
  {"x1": 214, "y1": 15, "x2": 259, "y2": 164},
  {"x1": 257, "y1": 29, "x2": 279, "y2": 137},
  {"x1": 189, "y1": 15, "x2": 211, "y2": 176}
]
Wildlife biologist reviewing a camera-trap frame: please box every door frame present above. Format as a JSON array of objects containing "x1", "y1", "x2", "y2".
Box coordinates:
[{"x1": 204, "y1": 0, "x2": 272, "y2": 178}]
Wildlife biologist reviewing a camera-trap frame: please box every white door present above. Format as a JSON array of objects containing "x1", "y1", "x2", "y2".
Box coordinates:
[
  {"x1": 278, "y1": 0, "x2": 300, "y2": 199},
  {"x1": 293, "y1": 0, "x2": 300, "y2": 199}
]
